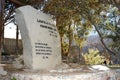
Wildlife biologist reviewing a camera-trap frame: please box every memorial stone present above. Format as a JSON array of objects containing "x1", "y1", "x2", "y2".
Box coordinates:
[{"x1": 15, "y1": 5, "x2": 61, "y2": 70}]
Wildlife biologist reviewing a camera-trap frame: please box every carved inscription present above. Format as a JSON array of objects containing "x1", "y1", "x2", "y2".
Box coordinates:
[
  {"x1": 37, "y1": 19, "x2": 58, "y2": 38},
  {"x1": 35, "y1": 42, "x2": 52, "y2": 59}
]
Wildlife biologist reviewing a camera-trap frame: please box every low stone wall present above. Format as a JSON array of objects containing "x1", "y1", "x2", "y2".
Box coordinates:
[
  {"x1": 0, "y1": 74, "x2": 11, "y2": 80},
  {"x1": 0, "y1": 69, "x2": 119, "y2": 80}
]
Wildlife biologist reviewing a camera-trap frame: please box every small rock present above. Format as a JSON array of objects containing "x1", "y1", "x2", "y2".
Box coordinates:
[
  {"x1": 0, "y1": 70, "x2": 7, "y2": 75},
  {"x1": 90, "y1": 65, "x2": 110, "y2": 71},
  {"x1": 12, "y1": 55, "x2": 24, "y2": 69}
]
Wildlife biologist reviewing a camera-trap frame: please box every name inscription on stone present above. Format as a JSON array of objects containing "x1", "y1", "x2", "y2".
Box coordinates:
[
  {"x1": 35, "y1": 42, "x2": 52, "y2": 59},
  {"x1": 35, "y1": 19, "x2": 57, "y2": 59},
  {"x1": 37, "y1": 19, "x2": 58, "y2": 38}
]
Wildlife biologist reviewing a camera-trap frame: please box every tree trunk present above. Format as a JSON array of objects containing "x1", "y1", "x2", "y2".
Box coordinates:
[
  {"x1": 9, "y1": 0, "x2": 25, "y2": 6},
  {"x1": 60, "y1": 35, "x2": 64, "y2": 55},
  {"x1": 0, "y1": 1, "x2": 2, "y2": 63},
  {"x1": 93, "y1": 23, "x2": 117, "y2": 55},
  {"x1": 0, "y1": 0, "x2": 4, "y2": 63},
  {"x1": 68, "y1": 24, "x2": 72, "y2": 55},
  {"x1": 66, "y1": 24, "x2": 72, "y2": 63},
  {"x1": 1, "y1": 0, "x2": 5, "y2": 56},
  {"x1": 16, "y1": 25, "x2": 19, "y2": 55}
]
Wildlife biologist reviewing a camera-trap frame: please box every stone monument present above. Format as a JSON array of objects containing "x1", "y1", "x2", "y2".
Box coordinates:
[{"x1": 15, "y1": 5, "x2": 61, "y2": 70}]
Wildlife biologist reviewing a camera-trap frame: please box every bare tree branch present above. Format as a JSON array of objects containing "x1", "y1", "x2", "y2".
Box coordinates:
[{"x1": 9, "y1": 0, "x2": 25, "y2": 6}]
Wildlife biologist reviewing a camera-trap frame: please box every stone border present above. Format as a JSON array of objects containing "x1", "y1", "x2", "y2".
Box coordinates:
[{"x1": 3, "y1": 69, "x2": 119, "y2": 80}]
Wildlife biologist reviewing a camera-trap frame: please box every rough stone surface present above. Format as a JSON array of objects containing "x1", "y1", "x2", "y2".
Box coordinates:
[
  {"x1": 3, "y1": 69, "x2": 119, "y2": 80},
  {"x1": 12, "y1": 55, "x2": 24, "y2": 69},
  {"x1": 1, "y1": 68, "x2": 120, "y2": 80},
  {"x1": 0, "y1": 74, "x2": 11, "y2": 80},
  {"x1": 0, "y1": 64, "x2": 7, "y2": 75},
  {"x1": 15, "y1": 5, "x2": 61, "y2": 70}
]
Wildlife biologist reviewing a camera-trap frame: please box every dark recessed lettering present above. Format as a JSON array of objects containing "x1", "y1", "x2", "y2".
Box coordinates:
[{"x1": 37, "y1": 19, "x2": 55, "y2": 27}]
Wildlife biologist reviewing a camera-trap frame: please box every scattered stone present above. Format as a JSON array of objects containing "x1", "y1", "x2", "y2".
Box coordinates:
[
  {"x1": 90, "y1": 65, "x2": 110, "y2": 71},
  {"x1": 0, "y1": 70, "x2": 7, "y2": 75},
  {"x1": 55, "y1": 63, "x2": 70, "y2": 69},
  {"x1": 0, "y1": 73, "x2": 11, "y2": 80},
  {"x1": 12, "y1": 55, "x2": 24, "y2": 69},
  {"x1": 0, "y1": 64, "x2": 7, "y2": 76}
]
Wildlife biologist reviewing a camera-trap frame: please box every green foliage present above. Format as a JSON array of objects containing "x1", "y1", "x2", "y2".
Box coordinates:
[
  {"x1": 43, "y1": 0, "x2": 103, "y2": 54},
  {"x1": 11, "y1": 77, "x2": 17, "y2": 80},
  {"x1": 108, "y1": 65, "x2": 120, "y2": 69},
  {"x1": 83, "y1": 49, "x2": 106, "y2": 65},
  {"x1": 98, "y1": 6, "x2": 120, "y2": 52}
]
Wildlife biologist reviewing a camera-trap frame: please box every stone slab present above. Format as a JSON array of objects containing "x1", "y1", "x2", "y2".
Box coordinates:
[
  {"x1": 15, "y1": 5, "x2": 61, "y2": 70},
  {"x1": 9, "y1": 69, "x2": 120, "y2": 80}
]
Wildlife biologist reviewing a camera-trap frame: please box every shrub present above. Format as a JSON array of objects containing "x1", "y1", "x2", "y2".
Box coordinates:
[
  {"x1": 11, "y1": 77, "x2": 17, "y2": 80},
  {"x1": 83, "y1": 49, "x2": 106, "y2": 65}
]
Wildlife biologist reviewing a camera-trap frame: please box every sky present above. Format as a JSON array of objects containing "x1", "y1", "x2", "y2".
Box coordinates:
[{"x1": 4, "y1": 23, "x2": 21, "y2": 39}]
